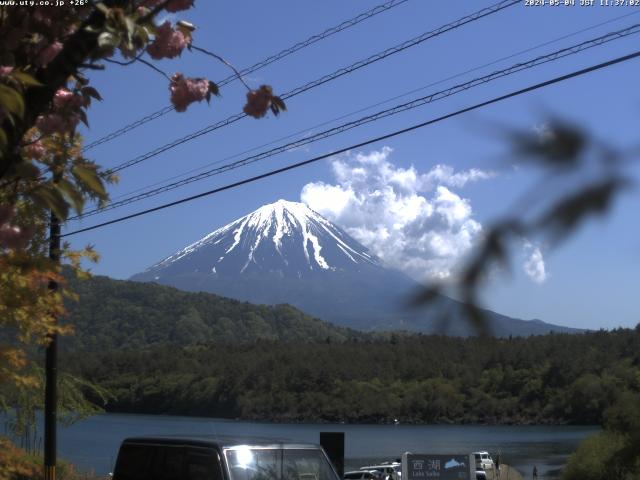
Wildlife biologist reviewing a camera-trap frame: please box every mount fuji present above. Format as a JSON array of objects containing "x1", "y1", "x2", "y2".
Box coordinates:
[{"x1": 131, "y1": 200, "x2": 579, "y2": 336}]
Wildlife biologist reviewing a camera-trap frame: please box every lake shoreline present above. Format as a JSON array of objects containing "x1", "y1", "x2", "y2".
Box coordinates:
[
  {"x1": 46, "y1": 412, "x2": 599, "y2": 476},
  {"x1": 98, "y1": 409, "x2": 598, "y2": 428}
]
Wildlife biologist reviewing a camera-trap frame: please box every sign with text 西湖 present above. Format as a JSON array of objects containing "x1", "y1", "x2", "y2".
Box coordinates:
[{"x1": 401, "y1": 453, "x2": 474, "y2": 480}]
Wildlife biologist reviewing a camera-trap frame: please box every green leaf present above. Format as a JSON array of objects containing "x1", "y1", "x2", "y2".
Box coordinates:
[
  {"x1": 208, "y1": 81, "x2": 220, "y2": 97},
  {"x1": 12, "y1": 71, "x2": 43, "y2": 87},
  {"x1": 95, "y1": 2, "x2": 109, "y2": 15},
  {"x1": 31, "y1": 184, "x2": 69, "y2": 220},
  {"x1": 137, "y1": 26, "x2": 150, "y2": 44},
  {"x1": 0, "y1": 128, "x2": 7, "y2": 150},
  {"x1": 81, "y1": 86, "x2": 102, "y2": 101},
  {"x1": 537, "y1": 178, "x2": 625, "y2": 243},
  {"x1": 97, "y1": 32, "x2": 118, "y2": 49},
  {"x1": 272, "y1": 96, "x2": 287, "y2": 112},
  {"x1": 57, "y1": 178, "x2": 85, "y2": 215},
  {"x1": 72, "y1": 164, "x2": 107, "y2": 199},
  {"x1": 78, "y1": 109, "x2": 89, "y2": 127},
  {"x1": 13, "y1": 160, "x2": 41, "y2": 180},
  {"x1": 125, "y1": 17, "x2": 136, "y2": 38},
  {"x1": 0, "y1": 84, "x2": 25, "y2": 118}
]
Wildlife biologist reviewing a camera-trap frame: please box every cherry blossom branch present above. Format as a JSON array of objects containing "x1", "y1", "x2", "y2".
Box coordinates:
[
  {"x1": 79, "y1": 63, "x2": 106, "y2": 70},
  {"x1": 102, "y1": 50, "x2": 145, "y2": 67},
  {"x1": 137, "y1": 57, "x2": 171, "y2": 81},
  {"x1": 190, "y1": 44, "x2": 252, "y2": 91},
  {"x1": 105, "y1": 56, "x2": 171, "y2": 81}
]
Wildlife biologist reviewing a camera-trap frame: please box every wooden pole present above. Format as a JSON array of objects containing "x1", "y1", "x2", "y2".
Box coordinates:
[{"x1": 44, "y1": 211, "x2": 60, "y2": 480}]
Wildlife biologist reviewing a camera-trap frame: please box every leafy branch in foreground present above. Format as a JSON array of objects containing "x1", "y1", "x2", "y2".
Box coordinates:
[
  {"x1": 410, "y1": 117, "x2": 639, "y2": 478},
  {"x1": 0, "y1": 0, "x2": 287, "y2": 411},
  {"x1": 3, "y1": 364, "x2": 112, "y2": 454},
  {"x1": 414, "y1": 119, "x2": 635, "y2": 336}
]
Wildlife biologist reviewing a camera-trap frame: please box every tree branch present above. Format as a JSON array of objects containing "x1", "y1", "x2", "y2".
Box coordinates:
[
  {"x1": 105, "y1": 54, "x2": 169, "y2": 80},
  {"x1": 190, "y1": 44, "x2": 252, "y2": 91}
]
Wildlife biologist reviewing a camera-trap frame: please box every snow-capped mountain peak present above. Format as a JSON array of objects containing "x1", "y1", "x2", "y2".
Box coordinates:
[
  {"x1": 131, "y1": 200, "x2": 578, "y2": 338},
  {"x1": 142, "y1": 199, "x2": 379, "y2": 278}
]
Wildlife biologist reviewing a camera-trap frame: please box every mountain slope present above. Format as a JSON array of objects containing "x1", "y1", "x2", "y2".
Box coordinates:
[
  {"x1": 63, "y1": 273, "x2": 359, "y2": 351},
  {"x1": 131, "y1": 200, "x2": 581, "y2": 337}
]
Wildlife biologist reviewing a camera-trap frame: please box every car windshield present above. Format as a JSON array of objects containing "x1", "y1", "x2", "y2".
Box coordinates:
[{"x1": 225, "y1": 448, "x2": 338, "y2": 480}]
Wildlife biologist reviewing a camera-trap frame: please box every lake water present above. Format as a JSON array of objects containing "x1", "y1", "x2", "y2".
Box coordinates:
[{"x1": 44, "y1": 413, "x2": 598, "y2": 478}]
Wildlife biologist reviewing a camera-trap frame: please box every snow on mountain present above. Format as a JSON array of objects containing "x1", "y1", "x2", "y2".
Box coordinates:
[
  {"x1": 131, "y1": 199, "x2": 582, "y2": 337},
  {"x1": 143, "y1": 199, "x2": 380, "y2": 279}
]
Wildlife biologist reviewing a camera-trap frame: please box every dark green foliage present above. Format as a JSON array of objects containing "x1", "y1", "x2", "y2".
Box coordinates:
[
  {"x1": 61, "y1": 274, "x2": 360, "y2": 350},
  {"x1": 564, "y1": 390, "x2": 640, "y2": 480},
  {"x1": 62, "y1": 327, "x2": 640, "y2": 425},
  {"x1": 562, "y1": 432, "x2": 627, "y2": 480}
]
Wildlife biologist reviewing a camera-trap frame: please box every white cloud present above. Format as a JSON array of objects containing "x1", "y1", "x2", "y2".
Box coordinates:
[
  {"x1": 523, "y1": 241, "x2": 547, "y2": 284},
  {"x1": 300, "y1": 147, "x2": 494, "y2": 281},
  {"x1": 423, "y1": 164, "x2": 495, "y2": 188}
]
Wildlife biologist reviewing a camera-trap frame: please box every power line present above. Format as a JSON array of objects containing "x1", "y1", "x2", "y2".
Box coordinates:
[
  {"x1": 104, "y1": 9, "x2": 640, "y2": 205},
  {"x1": 104, "y1": 0, "x2": 520, "y2": 174},
  {"x1": 61, "y1": 48, "x2": 640, "y2": 238},
  {"x1": 214, "y1": 0, "x2": 411, "y2": 88},
  {"x1": 71, "y1": 23, "x2": 640, "y2": 220},
  {"x1": 81, "y1": 0, "x2": 411, "y2": 152}
]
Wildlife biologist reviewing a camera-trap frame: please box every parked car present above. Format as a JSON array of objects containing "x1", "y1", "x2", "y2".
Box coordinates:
[
  {"x1": 112, "y1": 436, "x2": 341, "y2": 480},
  {"x1": 472, "y1": 452, "x2": 495, "y2": 471},
  {"x1": 475, "y1": 470, "x2": 487, "y2": 480},
  {"x1": 344, "y1": 471, "x2": 381, "y2": 480},
  {"x1": 359, "y1": 464, "x2": 400, "y2": 480}
]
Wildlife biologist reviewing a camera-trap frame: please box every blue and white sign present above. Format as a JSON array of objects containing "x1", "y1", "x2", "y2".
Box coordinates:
[{"x1": 402, "y1": 453, "x2": 474, "y2": 480}]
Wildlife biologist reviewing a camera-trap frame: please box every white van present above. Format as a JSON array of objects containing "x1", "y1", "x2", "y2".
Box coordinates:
[{"x1": 472, "y1": 452, "x2": 494, "y2": 471}]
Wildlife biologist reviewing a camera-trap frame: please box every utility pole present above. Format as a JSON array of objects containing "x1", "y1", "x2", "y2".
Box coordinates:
[{"x1": 44, "y1": 210, "x2": 60, "y2": 480}]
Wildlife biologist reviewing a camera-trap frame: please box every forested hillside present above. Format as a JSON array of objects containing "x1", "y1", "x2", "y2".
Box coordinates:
[
  {"x1": 63, "y1": 326, "x2": 640, "y2": 425},
  {"x1": 62, "y1": 274, "x2": 360, "y2": 350}
]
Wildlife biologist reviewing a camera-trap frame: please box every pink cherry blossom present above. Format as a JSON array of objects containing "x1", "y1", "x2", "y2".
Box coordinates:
[
  {"x1": 147, "y1": 21, "x2": 189, "y2": 60},
  {"x1": 243, "y1": 85, "x2": 275, "y2": 119},
  {"x1": 169, "y1": 73, "x2": 209, "y2": 112},
  {"x1": 36, "y1": 113, "x2": 78, "y2": 135},
  {"x1": 37, "y1": 41, "x2": 63, "y2": 67},
  {"x1": 36, "y1": 114, "x2": 64, "y2": 134},
  {"x1": 23, "y1": 141, "x2": 46, "y2": 160},
  {"x1": 53, "y1": 88, "x2": 74, "y2": 108},
  {"x1": 0, "y1": 224, "x2": 35, "y2": 250},
  {"x1": 53, "y1": 87, "x2": 86, "y2": 109},
  {"x1": 0, "y1": 205, "x2": 32, "y2": 250}
]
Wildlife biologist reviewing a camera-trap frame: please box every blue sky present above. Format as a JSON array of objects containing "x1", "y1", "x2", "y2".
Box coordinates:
[{"x1": 68, "y1": 1, "x2": 640, "y2": 330}]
